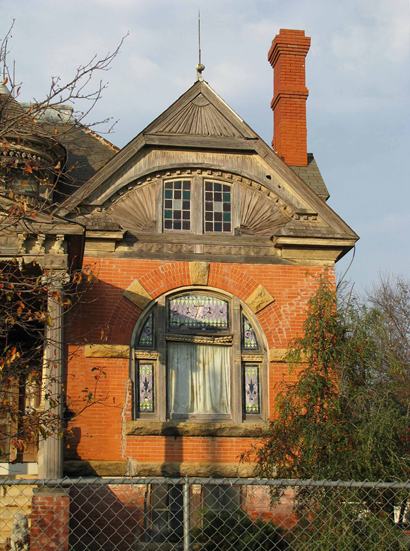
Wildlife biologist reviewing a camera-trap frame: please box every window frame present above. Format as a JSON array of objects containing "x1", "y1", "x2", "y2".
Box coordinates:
[
  {"x1": 202, "y1": 179, "x2": 234, "y2": 235},
  {"x1": 131, "y1": 288, "x2": 267, "y2": 424},
  {"x1": 160, "y1": 177, "x2": 236, "y2": 236},
  {"x1": 162, "y1": 179, "x2": 193, "y2": 233}
]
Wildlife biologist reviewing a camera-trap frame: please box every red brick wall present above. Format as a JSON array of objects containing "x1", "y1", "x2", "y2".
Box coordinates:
[
  {"x1": 30, "y1": 490, "x2": 70, "y2": 551},
  {"x1": 65, "y1": 258, "x2": 333, "y2": 469},
  {"x1": 268, "y1": 29, "x2": 311, "y2": 166}
]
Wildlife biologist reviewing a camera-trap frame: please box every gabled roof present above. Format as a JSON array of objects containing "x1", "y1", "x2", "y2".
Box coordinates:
[{"x1": 56, "y1": 80, "x2": 357, "y2": 243}]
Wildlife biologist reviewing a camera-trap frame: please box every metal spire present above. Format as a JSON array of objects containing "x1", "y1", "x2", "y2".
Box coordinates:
[{"x1": 196, "y1": 11, "x2": 205, "y2": 80}]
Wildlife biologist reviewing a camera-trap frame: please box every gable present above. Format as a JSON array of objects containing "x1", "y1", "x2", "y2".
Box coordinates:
[
  {"x1": 57, "y1": 80, "x2": 358, "y2": 263},
  {"x1": 143, "y1": 81, "x2": 255, "y2": 140}
]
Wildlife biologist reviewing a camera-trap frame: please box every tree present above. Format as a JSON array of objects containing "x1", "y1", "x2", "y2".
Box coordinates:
[
  {"x1": 256, "y1": 277, "x2": 409, "y2": 480},
  {"x1": 254, "y1": 277, "x2": 410, "y2": 548},
  {"x1": 0, "y1": 20, "x2": 124, "y2": 465}
]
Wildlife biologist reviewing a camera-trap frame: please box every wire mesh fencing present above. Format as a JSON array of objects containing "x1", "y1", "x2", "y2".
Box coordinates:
[{"x1": 0, "y1": 477, "x2": 409, "y2": 550}]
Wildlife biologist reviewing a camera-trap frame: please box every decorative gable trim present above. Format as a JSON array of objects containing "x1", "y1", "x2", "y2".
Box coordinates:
[{"x1": 150, "y1": 92, "x2": 245, "y2": 138}]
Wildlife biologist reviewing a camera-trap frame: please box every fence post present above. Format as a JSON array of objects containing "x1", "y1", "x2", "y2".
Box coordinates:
[{"x1": 183, "y1": 477, "x2": 190, "y2": 551}]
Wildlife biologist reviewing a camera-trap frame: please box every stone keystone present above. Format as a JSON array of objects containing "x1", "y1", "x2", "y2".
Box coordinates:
[
  {"x1": 189, "y1": 261, "x2": 210, "y2": 285},
  {"x1": 246, "y1": 284, "x2": 275, "y2": 313},
  {"x1": 123, "y1": 278, "x2": 152, "y2": 310}
]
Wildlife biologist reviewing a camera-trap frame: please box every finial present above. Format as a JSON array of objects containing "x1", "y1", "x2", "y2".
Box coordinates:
[
  {"x1": 0, "y1": 81, "x2": 10, "y2": 95},
  {"x1": 196, "y1": 10, "x2": 205, "y2": 80}
]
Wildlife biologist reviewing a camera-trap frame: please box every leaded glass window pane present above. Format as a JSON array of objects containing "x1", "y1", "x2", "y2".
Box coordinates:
[
  {"x1": 204, "y1": 181, "x2": 232, "y2": 233},
  {"x1": 244, "y1": 363, "x2": 260, "y2": 414},
  {"x1": 168, "y1": 294, "x2": 229, "y2": 331},
  {"x1": 138, "y1": 362, "x2": 154, "y2": 412},
  {"x1": 163, "y1": 180, "x2": 191, "y2": 231},
  {"x1": 138, "y1": 312, "x2": 153, "y2": 347},
  {"x1": 242, "y1": 314, "x2": 258, "y2": 350}
]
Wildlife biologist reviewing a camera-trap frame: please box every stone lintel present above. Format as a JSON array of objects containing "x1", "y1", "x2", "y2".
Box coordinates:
[
  {"x1": 189, "y1": 261, "x2": 209, "y2": 285},
  {"x1": 64, "y1": 460, "x2": 257, "y2": 478},
  {"x1": 269, "y1": 348, "x2": 307, "y2": 362},
  {"x1": 123, "y1": 278, "x2": 152, "y2": 310},
  {"x1": 245, "y1": 284, "x2": 275, "y2": 313},
  {"x1": 84, "y1": 344, "x2": 130, "y2": 358},
  {"x1": 269, "y1": 348, "x2": 288, "y2": 362},
  {"x1": 33, "y1": 487, "x2": 68, "y2": 496},
  {"x1": 126, "y1": 420, "x2": 268, "y2": 438}
]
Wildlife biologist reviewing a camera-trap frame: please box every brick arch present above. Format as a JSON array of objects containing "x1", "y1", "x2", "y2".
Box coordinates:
[
  {"x1": 256, "y1": 299, "x2": 286, "y2": 349},
  {"x1": 207, "y1": 263, "x2": 260, "y2": 303},
  {"x1": 105, "y1": 261, "x2": 290, "y2": 347},
  {"x1": 107, "y1": 297, "x2": 142, "y2": 345},
  {"x1": 105, "y1": 262, "x2": 190, "y2": 343}
]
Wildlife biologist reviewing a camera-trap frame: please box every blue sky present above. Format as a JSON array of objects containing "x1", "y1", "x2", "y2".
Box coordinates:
[{"x1": 1, "y1": 0, "x2": 409, "y2": 292}]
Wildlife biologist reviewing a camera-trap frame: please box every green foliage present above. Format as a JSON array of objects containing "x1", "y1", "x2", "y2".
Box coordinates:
[
  {"x1": 290, "y1": 494, "x2": 409, "y2": 551},
  {"x1": 192, "y1": 508, "x2": 288, "y2": 550},
  {"x1": 256, "y1": 278, "x2": 410, "y2": 483}
]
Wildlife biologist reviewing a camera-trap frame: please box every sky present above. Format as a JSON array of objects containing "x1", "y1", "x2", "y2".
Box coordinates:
[{"x1": 1, "y1": 0, "x2": 409, "y2": 293}]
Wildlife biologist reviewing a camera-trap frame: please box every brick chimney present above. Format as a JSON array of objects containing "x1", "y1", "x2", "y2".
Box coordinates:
[{"x1": 268, "y1": 29, "x2": 311, "y2": 166}]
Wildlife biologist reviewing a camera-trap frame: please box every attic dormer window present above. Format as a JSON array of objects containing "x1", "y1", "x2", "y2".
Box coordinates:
[
  {"x1": 163, "y1": 180, "x2": 191, "y2": 231},
  {"x1": 204, "y1": 181, "x2": 232, "y2": 233}
]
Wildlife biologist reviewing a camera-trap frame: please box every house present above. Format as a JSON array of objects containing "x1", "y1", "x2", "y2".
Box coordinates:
[
  {"x1": 1, "y1": 28, "x2": 357, "y2": 482},
  {"x1": 62, "y1": 28, "x2": 358, "y2": 481}
]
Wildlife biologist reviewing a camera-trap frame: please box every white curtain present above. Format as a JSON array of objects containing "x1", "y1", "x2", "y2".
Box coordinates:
[{"x1": 168, "y1": 343, "x2": 231, "y2": 415}]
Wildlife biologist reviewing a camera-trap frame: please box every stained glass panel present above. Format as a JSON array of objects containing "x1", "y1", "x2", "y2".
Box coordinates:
[
  {"x1": 163, "y1": 180, "x2": 191, "y2": 231},
  {"x1": 138, "y1": 363, "x2": 154, "y2": 412},
  {"x1": 204, "y1": 181, "x2": 232, "y2": 233},
  {"x1": 168, "y1": 294, "x2": 229, "y2": 330},
  {"x1": 138, "y1": 312, "x2": 153, "y2": 347},
  {"x1": 242, "y1": 315, "x2": 258, "y2": 350},
  {"x1": 244, "y1": 363, "x2": 260, "y2": 414}
]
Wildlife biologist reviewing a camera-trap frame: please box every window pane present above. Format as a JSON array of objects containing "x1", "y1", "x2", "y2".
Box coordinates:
[
  {"x1": 163, "y1": 180, "x2": 191, "y2": 231},
  {"x1": 146, "y1": 484, "x2": 183, "y2": 542},
  {"x1": 168, "y1": 343, "x2": 231, "y2": 415},
  {"x1": 168, "y1": 294, "x2": 229, "y2": 331},
  {"x1": 138, "y1": 363, "x2": 154, "y2": 412},
  {"x1": 203, "y1": 181, "x2": 232, "y2": 233},
  {"x1": 244, "y1": 363, "x2": 260, "y2": 414},
  {"x1": 242, "y1": 315, "x2": 258, "y2": 350},
  {"x1": 138, "y1": 312, "x2": 154, "y2": 347},
  {"x1": 203, "y1": 485, "x2": 240, "y2": 511}
]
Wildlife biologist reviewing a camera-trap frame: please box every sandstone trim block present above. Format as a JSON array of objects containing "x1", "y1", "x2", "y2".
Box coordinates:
[
  {"x1": 84, "y1": 344, "x2": 130, "y2": 358},
  {"x1": 123, "y1": 278, "x2": 152, "y2": 309},
  {"x1": 269, "y1": 348, "x2": 288, "y2": 362},
  {"x1": 189, "y1": 261, "x2": 210, "y2": 285},
  {"x1": 269, "y1": 348, "x2": 307, "y2": 362},
  {"x1": 64, "y1": 460, "x2": 257, "y2": 478},
  {"x1": 246, "y1": 284, "x2": 275, "y2": 313},
  {"x1": 126, "y1": 420, "x2": 269, "y2": 437}
]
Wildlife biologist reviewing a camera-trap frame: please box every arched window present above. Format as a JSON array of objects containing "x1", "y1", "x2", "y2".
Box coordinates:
[{"x1": 132, "y1": 290, "x2": 266, "y2": 422}]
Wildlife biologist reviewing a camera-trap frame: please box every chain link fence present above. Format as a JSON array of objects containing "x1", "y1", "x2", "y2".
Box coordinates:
[{"x1": 0, "y1": 477, "x2": 409, "y2": 550}]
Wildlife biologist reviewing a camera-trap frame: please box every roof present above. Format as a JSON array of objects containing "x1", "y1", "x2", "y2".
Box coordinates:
[
  {"x1": 290, "y1": 154, "x2": 329, "y2": 200},
  {"x1": 0, "y1": 88, "x2": 41, "y2": 137},
  {"x1": 43, "y1": 123, "x2": 119, "y2": 201}
]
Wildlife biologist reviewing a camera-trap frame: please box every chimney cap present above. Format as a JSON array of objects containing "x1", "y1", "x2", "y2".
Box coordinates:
[{"x1": 268, "y1": 29, "x2": 311, "y2": 67}]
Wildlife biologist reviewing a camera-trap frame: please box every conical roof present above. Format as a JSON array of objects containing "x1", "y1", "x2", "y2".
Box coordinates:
[{"x1": 0, "y1": 85, "x2": 38, "y2": 136}]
